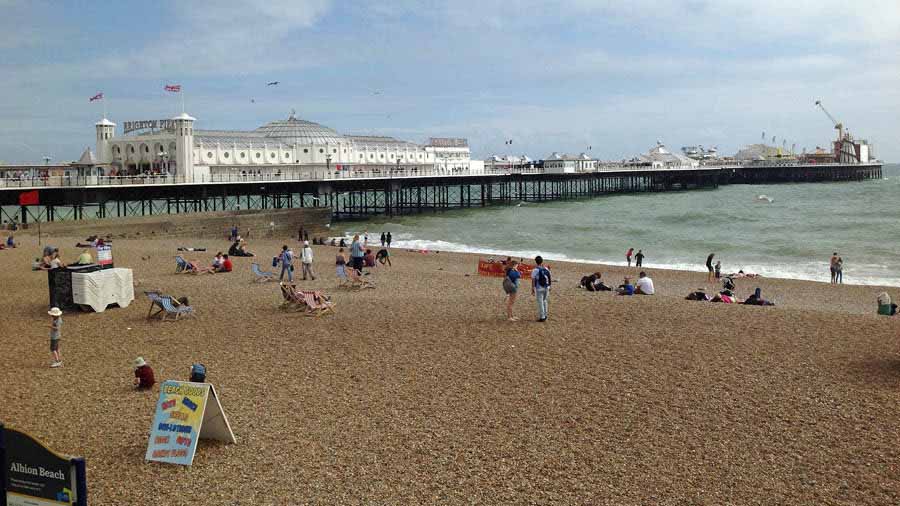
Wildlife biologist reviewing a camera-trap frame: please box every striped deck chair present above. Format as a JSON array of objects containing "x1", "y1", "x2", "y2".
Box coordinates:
[
  {"x1": 175, "y1": 256, "x2": 190, "y2": 273},
  {"x1": 159, "y1": 296, "x2": 195, "y2": 321},
  {"x1": 145, "y1": 291, "x2": 166, "y2": 320},
  {"x1": 298, "y1": 289, "x2": 335, "y2": 317},
  {"x1": 251, "y1": 262, "x2": 276, "y2": 283}
]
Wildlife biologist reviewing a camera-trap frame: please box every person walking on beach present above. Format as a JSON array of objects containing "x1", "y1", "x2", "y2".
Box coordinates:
[
  {"x1": 635, "y1": 249, "x2": 644, "y2": 268},
  {"x1": 626, "y1": 248, "x2": 634, "y2": 267},
  {"x1": 706, "y1": 253, "x2": 715, "y2": 282},
  {"x1": 531, "y1": 256, "x2": 552, "y2": 322},
  {"x1": 48, "y1": 307, "x2": 63, "y2": 368},
  {"x1": 835, "y1": 256, "x2": 844, "y2": 284},
  {"x1": 278, "y1": 245, "x2": 294, "y2": 282},
  {"x1": 503, "y1": 260, "x2": 521, "y2": 321},
  {"x1": 300, "y1": 241, "x2": 316, "y2": 280},
  {"x1": 830, "y1": 252, "x2": 839, "y2": 284},
  {"x1": 230, "y1": 224, "x2": 238, "y2": 242},
  {"x1": 298, "y1": 225, "x2": 305, "y2": 242},
  {"x1": 380, "y1": 232, "x2": 386, "y2": 247},
  {"x1": 386, "y1": 232, "x2": 392, "y2": 248},
  {"x1": 350, "y1": 234, "x2": 365, "y2": 273}
]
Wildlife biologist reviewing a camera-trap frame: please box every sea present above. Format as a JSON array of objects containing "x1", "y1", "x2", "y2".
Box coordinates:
[{"x1": 345, "y1": 163, "x2": 900, "y2": 287}]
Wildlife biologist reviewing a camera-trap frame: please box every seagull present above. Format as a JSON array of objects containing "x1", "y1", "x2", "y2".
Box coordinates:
[
  {"x1": 373, "y1": 90, "x2": 382, "y2": 95},
  {"x1": 267, "y1": 81, "x2": 280, "y2": 86},
  {"x1": 250, "y1": 98, "x2": 255, "y2": 103}
]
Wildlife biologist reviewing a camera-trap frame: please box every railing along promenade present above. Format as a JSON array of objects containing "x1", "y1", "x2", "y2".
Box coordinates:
[{"x1": 0, "y1": 164, "x2": 734, "y2": 189}]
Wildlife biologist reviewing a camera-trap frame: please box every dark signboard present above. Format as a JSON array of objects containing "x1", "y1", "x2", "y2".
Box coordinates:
[{"x1": 1, "y1": 424, "x2": 87, "y2": 506}]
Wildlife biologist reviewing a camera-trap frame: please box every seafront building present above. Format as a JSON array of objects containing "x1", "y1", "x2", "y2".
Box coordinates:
[
  {"x1": 89, "y1": 112, "x2": 470, "y2": 182},
  {"x1": 543, "y1": 152, "x2": 597, "y2": 173}
]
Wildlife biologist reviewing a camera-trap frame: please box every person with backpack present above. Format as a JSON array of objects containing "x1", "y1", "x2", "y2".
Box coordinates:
[
  {"x1": 278, "y1": 245, "x2": 294, "y2": 282},
  {"x1": 530, "y1": 256, "x2": 552, "y2": 322},
  {"x1": 502, "y1": 260, "x2": 521, "y2": 321}
]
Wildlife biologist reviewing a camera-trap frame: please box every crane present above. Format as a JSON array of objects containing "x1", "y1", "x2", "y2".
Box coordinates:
[{"x1": 815, "y1": 100, "x2": 844, "y2": 142}]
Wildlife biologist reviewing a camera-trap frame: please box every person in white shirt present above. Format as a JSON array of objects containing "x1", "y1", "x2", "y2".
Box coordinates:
[
  {"x1": 635, "y1": 271, "x2": 655, "y2": 295},
  {"x1": 300, "y1": 241, "x2": 316, "y2": 281}
]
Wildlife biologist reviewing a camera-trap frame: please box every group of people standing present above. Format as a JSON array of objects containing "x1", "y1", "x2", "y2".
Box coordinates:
[
  {"x1": 276, "y1": 241, "x2": 316, "y2": 282},
  {"x1": 502, "y1": 256, "x2": 553, "y2": 322},
  {"x1": 625, "y1": 248, "x2": 644, "y2": 267},
  {"x1": 830, "y1": 252, "x2": 844, "y2": 284}
]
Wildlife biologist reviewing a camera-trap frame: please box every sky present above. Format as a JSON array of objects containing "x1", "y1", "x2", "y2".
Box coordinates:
[{"x1": 2, "y1": 0, "x2": 899, "y2": 163}]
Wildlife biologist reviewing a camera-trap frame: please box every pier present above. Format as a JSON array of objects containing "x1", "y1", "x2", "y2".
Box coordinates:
[{"x1": 0, "y1": 163, "x2": 882, "y2": 224}]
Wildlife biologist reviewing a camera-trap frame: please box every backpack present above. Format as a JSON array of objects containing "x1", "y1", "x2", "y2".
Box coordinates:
[
  {"x1": 190, "y1": 363, "x2": 206, "y2": 383},
  {"x1": 535, "y1": 267, "x2": 551, "y2": 288}
]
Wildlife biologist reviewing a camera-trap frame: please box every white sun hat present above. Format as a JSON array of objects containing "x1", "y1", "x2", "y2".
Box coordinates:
[
  {"x1": 48, "y1": 307, "x2": 62, "y2": 317},
  {"x1": 133, "y1": 357, "x2": 146, "y2": 368}
]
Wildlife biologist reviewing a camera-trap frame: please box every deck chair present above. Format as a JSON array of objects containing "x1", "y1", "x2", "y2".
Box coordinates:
[
  {"x1": 159, "y1": 296, "x2": 195, "y2": 321},
  {"x1": 145, "y1": 291, "x2": 166, "y2": 320},
  {"x1": 175, "y1": 255, "x2": 190, "y2": 273},
  {"x1": 280, "y1": 283, "x2": 334, "y2": 316},
  {"x1": 347, "y1": 267, "x2": 376, "y2": 289},
  {"x1": 251, "y1": 262, "x2": 276, "y2": 283}
]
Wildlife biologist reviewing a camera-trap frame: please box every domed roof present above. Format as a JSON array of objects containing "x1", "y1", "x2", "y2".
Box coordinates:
[{"x1": 255, "y1": 115, "x2": 345, "y2": 145}]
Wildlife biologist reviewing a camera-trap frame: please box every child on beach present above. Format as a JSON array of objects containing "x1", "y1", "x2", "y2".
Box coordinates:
[
  {"x1": 503, "y1": 261, "x2": 521, "y2": 321},
  {"x1": 635, "y1": 249, "x2": 644, "y2": 267},
  {"x1": 714, "y1": 261, "x2": 721, "y2": 279},
  {"x1": 48, "y1": 307, "x2": 62, "y2": 368},
  {"x1": 626, "y1": 248, "x2": 634, "y2": 267},
  {"x1": 133, "y1": 357, "x2": 156, "y2": 390}
]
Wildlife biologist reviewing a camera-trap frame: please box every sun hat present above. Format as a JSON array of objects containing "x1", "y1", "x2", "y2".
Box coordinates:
[
  {"x1": 133, "y1": 357, "x2": 146, "y2": 368},
  {"x1": 48, "y1": 307, "x2": 62, "y2": 317}
]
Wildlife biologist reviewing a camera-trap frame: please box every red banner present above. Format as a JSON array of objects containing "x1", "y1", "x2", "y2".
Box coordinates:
[
  {"x1": 477, "y1": 259, "x2": 536, "y2": 278},
  {"x1": 18, "y1": 190, "x2": 39, "y2": 206}
]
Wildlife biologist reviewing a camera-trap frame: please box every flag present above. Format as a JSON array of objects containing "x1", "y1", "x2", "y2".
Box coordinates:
[
  {"x1": 89, "y1": 92, "x2": 103, "y2": 102},
  {"x1": 165, "y1": 84, "x2": 181, "y2": 93},
  {"x1": 18, "y1": 190, "x2": 39, "y2": 206}
]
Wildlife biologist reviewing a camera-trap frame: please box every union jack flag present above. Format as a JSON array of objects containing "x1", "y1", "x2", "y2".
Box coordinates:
[
  {"x1": 89, "y1": 92, "x2": 103, "y2": 102},
  {"x1": 164, "y1": 84, "x2": 181, "y2": 93}
]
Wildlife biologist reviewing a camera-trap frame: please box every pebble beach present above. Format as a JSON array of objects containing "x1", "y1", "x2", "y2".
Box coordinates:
[{"x1": 2, "y1": 234, "x2": 900, "y2": 505}]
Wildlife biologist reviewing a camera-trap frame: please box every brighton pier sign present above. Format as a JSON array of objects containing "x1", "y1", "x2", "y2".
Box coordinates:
[{"x1": 123, "y1": 119, "x2": 177, "y2": 134}]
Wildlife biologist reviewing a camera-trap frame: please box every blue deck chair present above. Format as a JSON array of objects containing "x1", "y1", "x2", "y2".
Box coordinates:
[
  {"x1": 251, "y1": 262, "x2": 276, "y2": 283},
  {"x1": 145, "y1": 291, "x2": 166, "y2": 320},
  {"x1": 175, "y1": 255, "x2": 190, "y2": 273},
  {"x1": 159, "y1": 296, "x2": 195, "y2": 321}
]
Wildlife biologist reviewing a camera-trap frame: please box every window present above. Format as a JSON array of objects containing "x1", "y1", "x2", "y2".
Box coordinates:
[
  {"x1": 284, "y1": 153, "x2": 289, "y2": 158},
  {"x1": 129, "y1": 146, "x2": 135, "y2": 154},
  {"x1": 418, "y1": 154, "x2": 422, "y2": 159},
  {"x1": 256, "y1": 152, "x2": 261, "y2": 159},
  {"x1": 207, "y1": 152, "x2": 213, "y2": 158},
  {"x1": 223, "y1": 152, "x2": 229, "y2": 158},
  {"x1": 343, "y1": 149, "x2": 347, "y2": 154},
  {"x1": 333, "y1": 149, "x2": 337, "y2": 154},
  {"x1": 359, "y1": 154, "x2": 364, "y2": 159},
  {"x1": 270, "y1": 153, "x2": 276, "y2": 159},
  {"x1": 303, "y1": 148, "x2": 309, "y2": 153},
  {"x1": 240, "y1": 152, "x2": 246, "y2": 158},
  {"x1": 142, "y1": 145, "x2": 149, "y2": 153},
  {"x1": 380, "y1": 154, "x2": 384, "y2": 159},
  {"x1": 370, "y1": 154, "x2": 374, "y2": 159},
  {"x1": 319, "y1": 148, "x2": 324, "y2": 154}
]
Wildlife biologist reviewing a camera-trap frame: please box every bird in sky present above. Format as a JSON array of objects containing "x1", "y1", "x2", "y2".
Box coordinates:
[
  {"x1": 373, "y1": 90, "x2": 382, "y2": 95},
  {"x1": 267, "y1": 81, "x2": 280, "y2": 86}
]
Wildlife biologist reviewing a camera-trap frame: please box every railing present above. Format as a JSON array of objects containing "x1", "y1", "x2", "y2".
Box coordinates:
[{"x1": 0, "y1": 162, "x2": 876, "y2": 189}]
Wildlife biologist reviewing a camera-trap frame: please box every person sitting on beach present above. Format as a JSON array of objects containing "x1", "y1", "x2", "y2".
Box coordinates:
[
  {"x1": 215, "y1": 254, "x2": 233, "y2": 273},
  {"x1": 330, "y1": 238, "x2": 337, "y2": 247},
  {"x1": 133, "y1": 357, "x2": 156, "y2": 390},
  {"x1": 364, "y1": 249, "x2": 377, "y2": 268},
  {"x1": 376, "y1": 248, "x2": 392, "y2": 266},
  {"x1": 212, "y1": 252, "x2": 224, "y2": 269},
  {"x1": 580, "y1": 272, "x2": 611, "y2": 292},
  {"x1": 877, "y1": 292, "x2": 898, "y2": 316},
  {"x1": 743, "y1": 287, "x2": 774, "y2": 306},
  {"x1": 635, "y1": 271, "x2": 655, "y2": 295},
  {"x1": 339, "y1": 238, "x2": 346, "y2": 248},
  {"x1": 6, "y1": 234, "x2": 16, "y2": 248},
  {"x1": 74, "y1": 248, "x2": 93, "y2": 265},
  {"x1": 686, "y1": 288, "x2": 710, "y2": 301},
  {"x1": 48, "y1": 249, "x2": 66, "y2": 270},
  {"x1": 617, "y1": 277, "x2": 635, "y2": 296}
]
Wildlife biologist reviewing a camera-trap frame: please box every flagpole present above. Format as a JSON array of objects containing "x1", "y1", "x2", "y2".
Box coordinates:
[{"x1": 181, "y1": 90, "x2": 185, "y2": 114}]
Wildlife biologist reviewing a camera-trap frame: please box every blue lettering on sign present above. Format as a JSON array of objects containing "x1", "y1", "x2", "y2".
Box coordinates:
[
  {"x1": 181, "y1": 397, "x2": 198, "y2": 411},
  {"x1": 157, "y1": 423, "x2": 193, "y2": 433}
]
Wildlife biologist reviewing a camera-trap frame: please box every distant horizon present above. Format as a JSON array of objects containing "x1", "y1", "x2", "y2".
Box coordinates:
[{"x1": 2, "y1": 0, "x2": 898, "y2": 163}]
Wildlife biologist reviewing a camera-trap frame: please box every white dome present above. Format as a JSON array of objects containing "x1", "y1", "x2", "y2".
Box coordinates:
[{"x1": 255, "y1": 116, "x2": 346, "y2": 145}]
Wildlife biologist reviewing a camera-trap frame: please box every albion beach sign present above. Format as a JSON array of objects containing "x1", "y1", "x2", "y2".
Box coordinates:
[
  {"x1": 123, "y1": 119, "x2": 177, "y2": 134},
  {"x1": 1, "y1": 423, "x2": 87, "y2": 506}
]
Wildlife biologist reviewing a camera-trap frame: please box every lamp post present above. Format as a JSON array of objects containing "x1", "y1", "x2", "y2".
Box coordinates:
[
  {"x1": 158, "y1": 150, "x2": 169, "y2": 176},
  {"x1": 326, "y1": 153, "x2": 332, "y2": 178}
]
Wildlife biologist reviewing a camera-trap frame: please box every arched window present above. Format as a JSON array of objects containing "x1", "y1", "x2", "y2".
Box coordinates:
[
  {"x1": 129, "y1": 146, "x2": 135, "y2": 154},
  {"x1": 284, "y1": 152, "x2": 289, "y2": 159}
]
